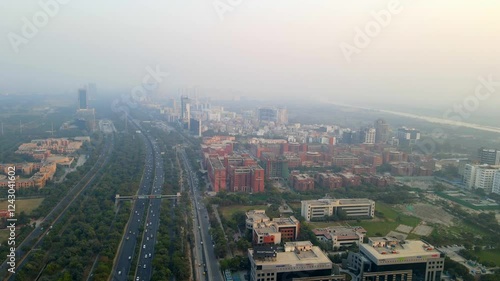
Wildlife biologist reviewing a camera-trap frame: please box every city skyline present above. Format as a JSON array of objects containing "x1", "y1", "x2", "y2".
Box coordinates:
[{"x1": 1, "y1": 1, "x2": 500, "y2": 113}]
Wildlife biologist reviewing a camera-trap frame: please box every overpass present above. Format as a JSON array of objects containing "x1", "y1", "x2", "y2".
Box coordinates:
[{"x1": 114, "y1": 193, "x2": 181, "y2": 208}]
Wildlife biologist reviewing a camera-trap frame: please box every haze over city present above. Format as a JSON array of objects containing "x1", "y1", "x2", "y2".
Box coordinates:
[
  {"x1": 1, "y1": 1, "x2": 500, "y2": 113},
  {"x1": 1, "y1": 2, "x2": 500, "y2": 281}
]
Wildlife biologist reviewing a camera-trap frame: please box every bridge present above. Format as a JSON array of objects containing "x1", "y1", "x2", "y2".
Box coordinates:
[{"x1": 114, "y1": 193, "x2": 181, "y2": 208}]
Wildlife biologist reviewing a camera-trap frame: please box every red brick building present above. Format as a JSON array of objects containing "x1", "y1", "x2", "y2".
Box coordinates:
[
  {"x1": 315, "y1": 173, "x2": 343, "y2": 189},
  {"x1": 207, "y1": 157, "x2": 226, "y2": 192},
  {"x1": 290, "y1": 173, "x2": 315, "y2": 191}
]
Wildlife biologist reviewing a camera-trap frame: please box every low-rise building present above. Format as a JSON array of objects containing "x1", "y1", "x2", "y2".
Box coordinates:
[
  {"x1": 246, "y1": 210, "x2": 270, "y2": 230},
  {"x1": 301, "y1": 198, "x2": 375, "y2": 222},
  {"x1": 249, "y1": 241, "x2": 336, "y2": 281},
  {"x1": 290, "y1": 173, "x2": 315, "y2": 191},
  {"x1": 313, "y1": 226, "x2": 366, "y2": 248},
  {"x1": 347, "y1": 237, "x2": 445, "y2": 281},
  {"x1": 315, "y1": 173, "x2": 343, "y2": 189}
]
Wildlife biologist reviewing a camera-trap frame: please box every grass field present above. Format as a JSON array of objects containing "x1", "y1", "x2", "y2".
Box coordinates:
[
  {"x1": 0, "y1": 198, "x2": 44, "y2": 215},
  {"x1": 219, "y1": 205, "x2": 268, "y2": 220},
  {"x1": 288, "y1": 202, "x2": 301, "y2": 212},
  {"x1": 477, "y1": 250, "x2": 500, "y2": 266},
  {"x1": 358, "y1": 202, "x2": 421, "y2": 236},
  {"x1": 309, "y1": 202, "x2": 422, "y2": 237}
]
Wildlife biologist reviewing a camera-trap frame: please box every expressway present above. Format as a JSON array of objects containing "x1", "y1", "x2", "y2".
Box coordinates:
[
  {"x1": 134, "y1": 138, "x2": 164, "y2": 281},
  {"x1": 180, "y1": 148, "x2": 223, "y2": 281},
  {"x1": 110, "y1": 119, "x2": 166, "y2": 281}
]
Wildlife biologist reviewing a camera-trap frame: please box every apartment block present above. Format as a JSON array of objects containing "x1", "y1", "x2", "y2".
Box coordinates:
[
  {"x1": 332, "y1": 155, "x2": 359, "y2": 167},
  {"x1": 315, "y1": 173, "x2": 343, "y2": 189},
  {"x1": 207, "y1": 156, "x2": 226, "y2": 192},
  {"x1": 463, "y1": 164, "x2": 500, "y2": 192},
  {"x1": 290, "y1": 173, "x2": 315, "y2": 191}
]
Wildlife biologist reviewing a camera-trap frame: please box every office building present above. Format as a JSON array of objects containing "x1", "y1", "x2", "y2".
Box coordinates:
[
  {"x1": 253, "y1": 224, "x2": 282, "y2": 245},
  {"x1": 258, "y1": 107, "x2": 288, "y2": 124},
  {"x1": 374, "y1": 119, "x2": 390, "y2": 144},
  {"x1": 478, "y1": 148, "x2": 500, "y2": 165},
  {"x1": 301, "y1": 198, "x2": 375, "y2": 222},
  {"x1": 246, "y1": 210, "x2": 271, "y2": 230},
  {"x1": 78, "y1": 88, "x2": 88, "y2": 109},
  {"x1": 249, "y1": 241, "x2": 335, "y2": 281},
  {"x1": 397, "y1": 127, "x2": 420, "y2": 146},
  {"x1": 492, "y1": 171, "x2": 500, "y2": 195},
  {"x1": 248, "y1": 210, "x2": 300, "y2": 243},
  {"x1": 347, "y1": 237, "x2": 445, "y2": 281},
  {"x1": 313, "y1": 226, "x2": 366, "y2": 248},
  {"x1": 271, "y1": 216, "x2": 300, "y2": 241}
]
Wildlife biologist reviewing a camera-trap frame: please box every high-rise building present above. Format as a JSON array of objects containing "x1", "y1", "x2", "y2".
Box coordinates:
[
  {"x1": 78, "y1": 88, "x2": 88, "y2": 109},
  {"x1": 181, "y1": 95, "x2": 190, "y2": 120},
  {"x1": 258, "y1": 107, "x2": 288, "y2": 124},
  {"x1": 397, "y1": 127, "x2": 420, "y2": 146},
  {"x1": 360, "y1": 128, "x2": 376, "y2": 144},
  {"x1": 492, "y1": 170, "x2": 500, "y2": 195},
  {"x1": 347, "y1": 237, "x2": 445, "y2": 281},
  {"x1": 478, "y1": 148, "x2": 500, "y2": 165},
  {"x1": 463, "y1": 164, "x2": 500, "y2": 191},
  {"x1": 374, "y1": 119, "x2": 389, "y2": 144}
]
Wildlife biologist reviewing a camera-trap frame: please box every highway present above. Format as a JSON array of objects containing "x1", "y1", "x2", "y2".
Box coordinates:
[
  {"x1": 110, "y1": 119, "x2": 167, "y2": 281},
  {"x1": 180, "y1": 148, "x2": 223, "y2": 281}
]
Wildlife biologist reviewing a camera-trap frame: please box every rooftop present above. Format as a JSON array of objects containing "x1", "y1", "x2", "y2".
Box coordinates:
[
  {"x1": 251, "y1": 242, "x2": 332, "y2": 266},
  {"x1": 302, "y1": 198, "x2": 374, "y2": 206},
  {"x1": 361, "y1": 238, "x2": 442, "y2": 263}
]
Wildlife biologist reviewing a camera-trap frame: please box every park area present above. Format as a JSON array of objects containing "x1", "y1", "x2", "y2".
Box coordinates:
[
  {"x1": 0, "y1": 197, "x2": 44, "y2": 215},
  {"x1": 0, "y1": 198, "x2": 44, "y2": 244},
  {"x1": 219, "y1": 204, "x2": 269, "y2": 220}
]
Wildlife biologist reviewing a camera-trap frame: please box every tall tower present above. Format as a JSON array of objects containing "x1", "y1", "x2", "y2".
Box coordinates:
[
  {"x1": 374, "y1": 118, "x2": 389, "y2": 144},
  {"x1": 78, "y1": 88, "x2": 88, "y2": 109}
]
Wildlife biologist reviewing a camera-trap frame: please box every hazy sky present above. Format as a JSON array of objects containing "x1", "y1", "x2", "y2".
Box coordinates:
[{"x1": 1, "y1": 1, "x2": 500, "y2": 109}]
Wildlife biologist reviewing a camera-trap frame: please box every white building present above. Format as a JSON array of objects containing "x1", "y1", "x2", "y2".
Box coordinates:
[
  {"x1": 301, "y1": 198, "x2": 375, "y2": 222},
  {"x1": 248, "y1": 241, "x2": 336, "y2": 281},
  {"x1": 463, "y1": 164, "x2": 500, "y2": 192},
  {"x1": 492, "y1": 170, "x2": 500, "y2": 195},
  {"x1": 313, "y1": 226, "x2": 367, "y2": 248}
]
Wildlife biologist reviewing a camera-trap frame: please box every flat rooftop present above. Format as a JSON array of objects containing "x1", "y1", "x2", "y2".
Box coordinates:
[
  {"x1": 302, "y1": 198, "x2": 373, "y2": 205},
  {"x1": 209, "y1": 157, "x2": 224, "y2": 169},
  {"x1": 361, "y1": 238, "x2": 442, "y2": 264},
  {"x1": 251, "y1": 245, "x2": 331, "y2": 266}
]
